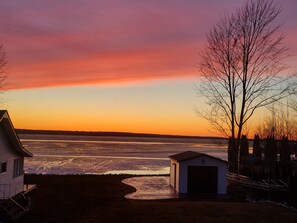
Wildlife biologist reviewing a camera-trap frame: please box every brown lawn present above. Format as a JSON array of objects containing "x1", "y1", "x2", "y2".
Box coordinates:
[{"x1": 16, "y1": 175, "x2": 297, "y2": 223}]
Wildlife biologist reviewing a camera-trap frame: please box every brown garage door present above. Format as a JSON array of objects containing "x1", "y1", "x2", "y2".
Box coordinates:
[{"x1": 187, "y1": 166, "x2": 218, "y2": 193}]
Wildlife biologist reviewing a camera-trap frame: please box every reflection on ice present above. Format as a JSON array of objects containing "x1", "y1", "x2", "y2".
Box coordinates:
[
  {"x1": 105, "y1": 167, "x2": 170, "y2": 175},
  {"x1": 123, "y1": 176, "x2": 178, "y2": 200},
  {"x1": 34, "y1": 154, "x2": 169, "y2": 160},
  {"x1": 25, "y1": 156, "x2": 170, "y2": 175}
]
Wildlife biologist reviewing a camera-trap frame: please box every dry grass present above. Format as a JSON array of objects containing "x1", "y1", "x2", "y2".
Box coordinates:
[{"x1": 16, "y1": 175, "x2": 297, "y2": 223}]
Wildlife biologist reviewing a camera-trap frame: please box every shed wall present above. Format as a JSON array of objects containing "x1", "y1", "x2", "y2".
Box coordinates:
[
  {"x1": 169, "y1": 159, "x2": 180, "y2": 192},
  {"x1": 171, "y1": 156, "x2": 227, "y2": 194}
]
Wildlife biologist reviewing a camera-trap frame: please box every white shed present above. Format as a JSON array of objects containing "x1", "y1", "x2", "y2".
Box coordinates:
[
  {"x1": 169, "y1": 151, "x2": 227, "y2": 194},
  {"x1": 0, "y1": 110, "x2": 32, "y2": 200}
]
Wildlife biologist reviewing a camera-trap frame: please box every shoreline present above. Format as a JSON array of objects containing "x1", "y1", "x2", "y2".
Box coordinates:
[
  {"x1": 16, "y1": 128, "x2": 226, "y2": 140},
  {"x1": 18, "y1": 174, "x2": 297, "y2": 223}
]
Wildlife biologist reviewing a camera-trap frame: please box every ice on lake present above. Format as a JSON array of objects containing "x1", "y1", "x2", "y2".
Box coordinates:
[{"x1": 21, "y1": 134, "x2": 228, "y2": 175}]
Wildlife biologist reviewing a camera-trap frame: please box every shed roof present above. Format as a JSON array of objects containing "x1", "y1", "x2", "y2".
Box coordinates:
[
  {"x1": 0, "y1": 110, "x2": 32, "y2": 157},
  {"x1": 169, "y1": 151, "x2": 227, "y2": 163}
]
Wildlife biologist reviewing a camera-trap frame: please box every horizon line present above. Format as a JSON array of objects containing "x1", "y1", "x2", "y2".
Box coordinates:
[{"x1": 15, "y1": 128, "x2": 226, "y2": 139}]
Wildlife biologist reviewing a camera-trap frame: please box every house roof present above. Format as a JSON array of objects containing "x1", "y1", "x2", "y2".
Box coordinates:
[
  {"x1": 169, "y1": 151, "x2": 227, "y2": 163},
  {"x1": 0, "y1": 110, "x2": 32, "y2": 157}
]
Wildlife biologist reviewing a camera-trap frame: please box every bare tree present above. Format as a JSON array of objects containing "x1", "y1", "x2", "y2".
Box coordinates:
[
  {"x1": 197, "y1": 0, "x2": 293, "y2": 142},
  {"x1": 255, "y1": 103, "x2": 297, "y2": 140},
  {"x1": 290, "y1": 94, "x2": 297, "y2": 114},
  {"x1": 197, "y1": 0, "x2": 295, "y2": 171}
]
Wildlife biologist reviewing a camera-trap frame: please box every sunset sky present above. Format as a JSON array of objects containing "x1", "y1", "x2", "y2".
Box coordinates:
[{"x1": 1, "y1": 0, "x2": 297, "y2": 136}]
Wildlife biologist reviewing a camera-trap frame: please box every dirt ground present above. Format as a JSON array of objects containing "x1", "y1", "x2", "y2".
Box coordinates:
[{"x1": 13, "y1": 174, "x2": 297, "y2": 223}]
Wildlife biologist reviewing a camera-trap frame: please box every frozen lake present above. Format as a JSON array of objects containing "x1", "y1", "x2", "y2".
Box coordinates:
[{"x1": 21, "y1": 134, "x2": 228, "y2": 175}]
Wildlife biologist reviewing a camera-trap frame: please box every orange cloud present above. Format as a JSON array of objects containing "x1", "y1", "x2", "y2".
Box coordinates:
[{"x1": 8, "y1": 43, "x2": 200, "y2": 89}]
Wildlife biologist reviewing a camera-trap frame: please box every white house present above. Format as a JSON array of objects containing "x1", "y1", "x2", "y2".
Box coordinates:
[
  {"x1": 0, "y1": 110, "x2": 32, "y2": 200},
  {"x1": 169, "y1": 151, "x2": 227, "y2": 195}
]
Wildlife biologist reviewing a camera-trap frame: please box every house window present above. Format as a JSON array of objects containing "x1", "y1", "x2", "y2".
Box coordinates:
[
  {"x1": 0, "y1": 162, "x2": 7, "y2": 173},
  {"x1": 13, "y1": 158, "x2": 24, "y2": 178}
]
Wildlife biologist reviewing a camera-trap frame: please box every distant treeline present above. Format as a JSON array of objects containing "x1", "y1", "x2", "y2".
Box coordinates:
[{"x1": 15, "y1": 129, "x2": 225, "y2": 140}]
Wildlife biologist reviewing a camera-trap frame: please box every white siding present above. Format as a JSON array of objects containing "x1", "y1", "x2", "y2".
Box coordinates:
[
  {"x1": 170, "y1": 155, "x2": 227, "y2": 194},
  {"x1": 169, "y1": 160, "x2": 180, "y2": 192},
  {"x1": 0, "y1": 126, "x2": 25, "y2": 199}
]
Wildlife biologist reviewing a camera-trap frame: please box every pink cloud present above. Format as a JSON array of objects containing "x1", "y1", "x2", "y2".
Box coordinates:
[
  {"x1": 0, "y1": 0, "x2": 296, "y2": 89},
  {"x1": 8, "y1": 43, "x2": 199, "y2": 89}
]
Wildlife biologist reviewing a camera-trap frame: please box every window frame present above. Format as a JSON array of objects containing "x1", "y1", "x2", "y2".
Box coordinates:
[
  {"x1": 0, "y1": 161, "x2": 7, "y2": 174},
  {"x1": 13, "y1": 158, "x2": 24, "y2": 178}
]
